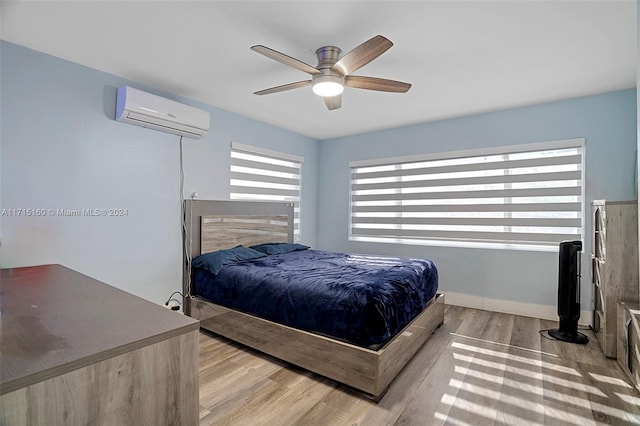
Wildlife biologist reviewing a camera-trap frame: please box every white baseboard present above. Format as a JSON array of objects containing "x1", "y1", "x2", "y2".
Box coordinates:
[{"x1": 444, "y1": 292, "x2": 593, "y2": 326}]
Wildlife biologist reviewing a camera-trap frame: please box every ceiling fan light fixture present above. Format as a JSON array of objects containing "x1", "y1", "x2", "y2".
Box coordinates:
[{"x1": 312, "y1": 75, "x2": 344, "y2": 97}]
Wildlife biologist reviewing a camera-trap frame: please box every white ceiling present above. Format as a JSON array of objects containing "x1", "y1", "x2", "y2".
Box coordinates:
[{"x1": 1, "y1": 1, "x2": 637, "y2": 140}]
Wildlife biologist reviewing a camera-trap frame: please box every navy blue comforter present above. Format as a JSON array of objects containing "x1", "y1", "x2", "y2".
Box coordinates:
[{"x1": 194, "y1": 249, "x2": 438, "y2": 347}]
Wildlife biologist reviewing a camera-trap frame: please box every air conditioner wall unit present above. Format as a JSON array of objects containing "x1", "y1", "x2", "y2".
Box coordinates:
[{"x1": 115, "y1": 86, "x2": 210, "y2": 139}]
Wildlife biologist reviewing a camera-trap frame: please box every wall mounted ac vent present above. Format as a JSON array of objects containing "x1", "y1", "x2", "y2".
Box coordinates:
[{"x1": 115, "y1": 86, "x2": 210, "y2": 139}]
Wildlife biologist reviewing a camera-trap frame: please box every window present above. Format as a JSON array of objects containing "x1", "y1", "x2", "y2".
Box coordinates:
[
  {"x1": 350, "y1": 138, "x2": 584, "y2": 251},
  {"x1": 230, "y1": 142, "x2": 303, "y2": 241}
]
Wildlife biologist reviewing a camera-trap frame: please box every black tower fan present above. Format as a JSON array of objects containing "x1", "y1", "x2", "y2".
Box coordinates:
[{"x1": 548, "y1": 240, "x2": 589, "y2": 344}]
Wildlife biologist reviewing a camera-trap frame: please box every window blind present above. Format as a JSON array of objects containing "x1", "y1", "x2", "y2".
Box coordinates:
[
  {"x1": 230, "y1": 142, "x2": 303, "y2": 241},
  {"x1": 350, "y1": 139, "x2": 584, "y2": 250}
]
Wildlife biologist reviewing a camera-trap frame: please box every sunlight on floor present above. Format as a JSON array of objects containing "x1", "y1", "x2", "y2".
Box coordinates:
[
  {"x1": 589, "y1": 371, "x2": 634, "y2": 388},
  {"x1": 449, "y1": 333, "x2": 559, "y2": 358},
  {"x1": 434, "y1": 411, "x2": 475, "y2": 426},
  {"x1": 454, "y1": 364, "x2": 604, "y2": 401},
  {"x1": 451, "y1": 341, "x2": 580, "y2": 376},
  {"x1": 432, "y1": 337, "x2": 640, "y2": 425},
  {"x1": 615, "y1": 391, "x2": 640, "y2": 407},
  {"x1": 451, "y1": 352, "x2": 603, "y2": 396}
]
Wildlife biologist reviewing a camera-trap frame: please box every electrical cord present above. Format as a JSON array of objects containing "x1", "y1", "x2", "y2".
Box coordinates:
[
  {"x1": 539, "y1": 329, "x2": 556, "y2": 341},
  {"x1": 178, "y1": 135, "x2": 192, "y2": 299},
  {"x1": 165, "y1": 291, "x2": 185, "y2": 311},
  {"x1": 187, "y1": 197, "x2": 193, "y2": 295}
]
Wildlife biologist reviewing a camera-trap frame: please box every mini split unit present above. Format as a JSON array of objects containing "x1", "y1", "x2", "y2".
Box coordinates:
[{"x1": 115, "y1": 86, "x2": 210, "y2": 139}]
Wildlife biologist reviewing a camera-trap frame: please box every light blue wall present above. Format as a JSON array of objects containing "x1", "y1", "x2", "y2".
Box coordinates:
[
  {"x1": 0, "y1": 41, "x2": 320, "y2": 304},
  {"x1": 318, "y1": 89, "x2": 637, "y2": 310}
]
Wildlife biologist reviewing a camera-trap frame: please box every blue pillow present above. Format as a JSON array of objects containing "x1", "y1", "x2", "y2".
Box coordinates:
[
  {"x1": 249, "y1": 242, "x2": 310, "y2": 255},
  {"x1": 192, "y1": 245, "x2": 266, "y2": 275}
]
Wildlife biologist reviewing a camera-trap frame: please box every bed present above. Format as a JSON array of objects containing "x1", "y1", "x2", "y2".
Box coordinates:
[{"x1": 183, "y1": 199, "x2": 444, "y2": 400}]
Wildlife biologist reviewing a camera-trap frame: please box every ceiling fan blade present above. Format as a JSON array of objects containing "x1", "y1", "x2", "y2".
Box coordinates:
[
  {"x1": 251, "y1": 45, "x2": 321, "y2": 75},
  {"x1": 345, "y1": 75, "x2": 411, "y2": 93},
  {"x1": 253, "y1": 80, "x2": 312, "y2": 95},
  {"x1": 331, "y1": 35, "x2": 393, "y2": 76},
  {"x1": 323, "y1": 95, "x2": 342, "y2": 110}
]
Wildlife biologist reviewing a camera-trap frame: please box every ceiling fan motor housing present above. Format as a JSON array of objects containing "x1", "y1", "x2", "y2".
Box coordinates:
[
  {"x1": 312, "y1": 46, "x2": 345, "y2": 93},
  {"x1": 315, "y1": 46, "x2": 342, "y2": 70},
  {"x1": 316, "y1": 47, "x2": 344, "y2": 77}
]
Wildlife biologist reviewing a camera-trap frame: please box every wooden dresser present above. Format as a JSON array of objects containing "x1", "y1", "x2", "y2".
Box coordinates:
[
  {"x1": 0, "y1": 264, "x2": 200, "y2": 425},
  {"x1": 591, "y1": 200, "x2": 639, "y2": 358},
  {"x1": 617, "y1": 302, "x2": 640, "y2": 391}
]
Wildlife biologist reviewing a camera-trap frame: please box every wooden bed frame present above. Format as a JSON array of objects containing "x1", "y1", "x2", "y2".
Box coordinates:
[{"x1": 183, "y1": 199, "x2": 444, "y2": 400}]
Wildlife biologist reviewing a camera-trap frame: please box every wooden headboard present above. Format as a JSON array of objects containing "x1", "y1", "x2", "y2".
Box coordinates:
[
  {"x1": 182, "y1": 200, "x2": 294, "y2": 299},
  {"x1": 200, "y1": 214, "x2": 289, "y2": 253}
]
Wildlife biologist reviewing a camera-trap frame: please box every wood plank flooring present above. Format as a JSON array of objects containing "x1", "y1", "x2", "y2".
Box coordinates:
[{"x1": 198, "y1": 305, "x2": 640, "y2": 425}]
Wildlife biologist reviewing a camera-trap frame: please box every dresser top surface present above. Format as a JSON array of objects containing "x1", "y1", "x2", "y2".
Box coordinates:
[{"x1": 0, "y1": 264, "x2": 199, "y2": 394}]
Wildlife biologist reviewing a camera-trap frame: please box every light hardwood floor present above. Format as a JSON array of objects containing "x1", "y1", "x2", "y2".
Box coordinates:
[{"x1": 198, "y1": 305, "x2": 640, "y2": 425}]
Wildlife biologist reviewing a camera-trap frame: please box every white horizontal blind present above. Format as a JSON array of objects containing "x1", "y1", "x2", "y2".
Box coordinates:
[
  {"x1": 230, "y1": 142, "x2": 303, "y2": 241},
  {"x1": 350, "y1": 139, "x2": 584, "y2": 250}
]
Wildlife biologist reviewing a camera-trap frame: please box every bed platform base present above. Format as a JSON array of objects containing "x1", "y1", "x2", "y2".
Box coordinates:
[{"x1": 189, "y1": 293, "x2": 444, "y2": 399}]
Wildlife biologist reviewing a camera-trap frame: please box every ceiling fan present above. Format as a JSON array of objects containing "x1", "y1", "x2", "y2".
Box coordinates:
[{"x1": 251, "y1": 35, "x2": 411, "y2": 110}]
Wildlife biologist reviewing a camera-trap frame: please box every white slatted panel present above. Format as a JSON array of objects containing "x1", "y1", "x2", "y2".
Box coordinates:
[
  {"x1": 230, "y1": 142, "x2": 303, "y2": 241},
  {"x1": 350, "y1": 139, "x2": 584, "y2": 250}
]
